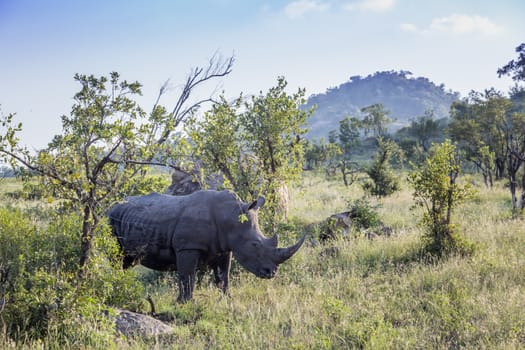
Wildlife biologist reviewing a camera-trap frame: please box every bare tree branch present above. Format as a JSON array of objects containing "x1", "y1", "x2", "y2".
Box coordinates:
[{"x1": 154, "y1": 54, "x2": 235, "y2": 146}]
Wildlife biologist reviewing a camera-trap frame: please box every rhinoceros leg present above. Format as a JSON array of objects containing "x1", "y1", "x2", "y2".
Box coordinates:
[
  {"x1": 122, "y1": 255, "x2": 136, "y2": 269},
  {"x1": 212, "y1": 252, "x2": 232, "y2": 295},
  {"x1": 176, "y1": 250, "x2": 201, "y2": 302}
]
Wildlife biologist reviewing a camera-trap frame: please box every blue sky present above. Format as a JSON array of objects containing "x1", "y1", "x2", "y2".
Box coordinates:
[{"x1": 1, "y1": 0, "x2": 524, "y2": 148}]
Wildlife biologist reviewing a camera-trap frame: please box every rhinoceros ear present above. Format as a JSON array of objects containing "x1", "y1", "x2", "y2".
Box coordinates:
[{"x1": 248, "y1": 196, "x2": 265, "y2": 211}]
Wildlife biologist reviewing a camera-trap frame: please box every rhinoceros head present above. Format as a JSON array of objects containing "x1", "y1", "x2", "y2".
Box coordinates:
[{"x1": 230, "y1": 196, "x2": 306, "y2": 279}]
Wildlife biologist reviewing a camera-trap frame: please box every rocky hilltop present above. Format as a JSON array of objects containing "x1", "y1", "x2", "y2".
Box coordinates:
[{"x1": 304, "y1": 70, "x2": 459, "y2": 139}]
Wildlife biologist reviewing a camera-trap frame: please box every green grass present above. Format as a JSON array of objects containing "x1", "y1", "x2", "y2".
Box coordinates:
[{"x1": 2, "y1": 173, "x2": 525, "y2": 349}]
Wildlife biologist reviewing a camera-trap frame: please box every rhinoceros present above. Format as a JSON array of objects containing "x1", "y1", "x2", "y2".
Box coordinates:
[{"x1": 107, "y1": 190, "x2": 305, "y2": 302}]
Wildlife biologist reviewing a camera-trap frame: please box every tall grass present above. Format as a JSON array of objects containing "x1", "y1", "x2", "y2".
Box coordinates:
[{"x1": 2, "y1": 173, "x2": 525, "y2": 349}]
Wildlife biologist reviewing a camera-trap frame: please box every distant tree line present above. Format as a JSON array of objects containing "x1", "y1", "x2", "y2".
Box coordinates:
[{"x1": 305, "y1": 43, "x2": 525, "y2": 215}]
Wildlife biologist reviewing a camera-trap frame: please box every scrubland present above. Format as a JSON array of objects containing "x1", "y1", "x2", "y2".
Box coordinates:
[{"x1": 1, "y1": 172, "x2": 524, "y2": 349}]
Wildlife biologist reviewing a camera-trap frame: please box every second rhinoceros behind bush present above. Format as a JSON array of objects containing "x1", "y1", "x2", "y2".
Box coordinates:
[{"x1": 107, "y1": 190, "x2": 305, "y2": 302}]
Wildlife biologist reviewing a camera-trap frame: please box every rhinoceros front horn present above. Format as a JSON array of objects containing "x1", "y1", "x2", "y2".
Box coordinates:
[{"x1": 274, "y1": 235, "x2": 306, "y2": 264}]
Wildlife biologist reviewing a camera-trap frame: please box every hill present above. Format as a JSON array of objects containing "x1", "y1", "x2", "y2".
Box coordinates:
[{"x1": 304, "y1": 70, "x2": 460, "y2": 139}]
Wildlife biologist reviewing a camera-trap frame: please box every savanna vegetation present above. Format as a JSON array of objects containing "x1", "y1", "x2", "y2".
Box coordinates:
[{"x1": 0, "y1": 44, "x2": 524, "y2": 349}]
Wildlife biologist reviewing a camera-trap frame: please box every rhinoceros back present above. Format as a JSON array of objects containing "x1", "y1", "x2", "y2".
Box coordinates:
[
  {"x1": 108, "y1": 193, "x2": 187, "y2": 256},
  {"x1": 107, "y1": 191, "x2": 237, "y2": 257}
]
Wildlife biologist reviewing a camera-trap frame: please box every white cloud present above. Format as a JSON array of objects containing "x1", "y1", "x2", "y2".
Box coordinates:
[
  {"x1": 284, "y1": 0, "x2": 330, "y2": 19},
  {"x1": 430, "y1": 14, "x2": 503, "y2": 35},
  {"x1": 343, "y1": 0, "x2": 396, "y2": 12},
  {"x1": 400, "y1": 23, "x2": 418, "y2": 32}
]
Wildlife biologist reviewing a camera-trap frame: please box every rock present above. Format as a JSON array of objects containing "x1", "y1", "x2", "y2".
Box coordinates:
[
  {"x1": 165, "y1": 169, "x2": 201, "y2": 196},
  {"x1": 115, "y1": 309, "x2": 173, "y2": 338},
  {"x1": 319, "y1": 211, "x2": 353, "y2": 241},
  {"x1": 165, "y1": 167, "x2": 224, "y2": 196},
  {"x1": 319, "y1": 211, "x2": 393, "y2": 242}
]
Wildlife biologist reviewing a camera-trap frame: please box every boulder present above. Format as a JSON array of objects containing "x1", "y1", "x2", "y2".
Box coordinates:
[
  {"x1": 319, "y1": 211, "x2": 392, "y2": 241},
  {"x1": 165, "y1": 169, "x2": 201, "y2": 196},
  {"x1": 319, "y1": 211, "x2": 353, "y2": 241},
  {"x1": 115, "y1": 309, "x2": 173, "y2": 338},
  {"x1": 165, "y1": 168, "x2": 224, "y2": 196}
]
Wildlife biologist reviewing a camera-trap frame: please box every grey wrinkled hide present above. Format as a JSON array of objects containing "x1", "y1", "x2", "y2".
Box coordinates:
[{"x1": 108, "y1": 190, "x2": 305, "y2": 302}]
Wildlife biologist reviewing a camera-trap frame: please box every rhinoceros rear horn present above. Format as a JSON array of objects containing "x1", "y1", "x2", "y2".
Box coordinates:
[
  {"x1": 247, "y1": 196, "x2": 265, "y2": 211},
  {"x1": 266, "y1": 234, "x2": 278, "y2": 247},
  {"x1": 274, "y1": 234, "x2": 306, "y2": 264}
]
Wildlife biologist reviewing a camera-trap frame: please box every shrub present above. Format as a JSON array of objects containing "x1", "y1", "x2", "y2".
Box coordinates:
[
  {"x1": 408, "y1": 140, "x2": 474, "y2": 256},
  {"x1": 363, "y1": 137, "x2": 401, "y2": 197},
  {"x1": 348, "y1": 198, "x2": 382, "y2": 231},
  {"x1": 320, "y1": 198, "x2": 383, "y2": 241},
  {"x1": 0, "y1": 207, "x2": 144, "y2": 345}
]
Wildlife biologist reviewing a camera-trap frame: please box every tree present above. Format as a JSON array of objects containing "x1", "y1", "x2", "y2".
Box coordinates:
[
  {"x1": 408, "y1": 140, "x2": 473, "y2": 255},
  {"x1": 498, "y1": 43, "x2": 525, "y2": 212},
  {"x1": 497, "y1": 43, "x2": 525, "y2": 83},
  {"x1": 303, "y1": 138, "x2": 342, "y2": 172},
  {"x1": 503, "y1": 112, "x2": 525, "y2": 213},
  {"x1": 360, "y1": 103, "x2": 392, "y2": 138},
  {"x1": 363, "y1": 137, "x2": 402, "y2": 197},
  {"x1": 188, "y1": 77, "x2": 312, "y2": 224},
  {"x1": 338, "y1": 116, "x2": 361, "y2": 155},
  {"x1": 2, "y1": 73, "x2": 152, "y2": 270},
  {"x1": 408, "y1": 109, "x2": 441, "y2": 152},
  {"x1": 448, "y1": 90, "x2": 512, "y2": 183},
  {"x1": 240, "y1": 77, "x2": 311, "y2": 221},
  {"x1": 186, "y1": 95, "x2": 254, "y2": 196},
  {"x1": 0, "y1": 55, "x2": 234, "y2": 271}
]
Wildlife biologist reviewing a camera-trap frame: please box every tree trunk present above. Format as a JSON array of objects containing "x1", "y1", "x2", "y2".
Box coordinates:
[
  {"x1": 340, "y1": 160, "x2": 348, "y2": 187},
  {"x1": 520, "y1": 171, "x2": 525, "y2": 210},
  {"x1": 495, "y1": 158, "x2": 505, "y2": 179},
  {"x1": 482, "y1": 173, "x2": 488, "y2": 188},
  {"x1": 507, "y1": 154, "x2": 522, "y2": 215},
  {"x1": 510, "y1": 176, "x2": 518, "y2": 213},
  {"x1": 79, "y1": 203, "x2": 96, "y2": 275},
  {"x1": 445, "y1": 172, "x2": 457, "y2": 240}
]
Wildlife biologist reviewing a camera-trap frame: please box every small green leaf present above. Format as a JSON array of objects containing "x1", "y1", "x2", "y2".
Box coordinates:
[{"x1": 238, "y1": 213, "x2": 248, "y2": 223}]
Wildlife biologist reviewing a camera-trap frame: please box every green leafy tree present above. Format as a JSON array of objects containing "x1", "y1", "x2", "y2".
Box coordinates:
[
  {"x1": 338, "y1": 116, "x2": 361, "y2": 155},
  {"x1": 408, "y1": 109, "x2": 441, "y2": 152},
  {"x1": 189, "y1": 77, "x2": 312, "y2": 224},
  {"x1": 474, "y1": 145, "x2": 496, "y2": 188},
  {"x1": 1, "y1": 73, "x2": 151, "y2": 269},
  {"x1": 498, "y1": 43, "x2": 525, "y2": 212},
  {"x1": 239, "y1": 77, "x2": 312, "y2": 222},
  {"x1": 497, "y1": 43, "x2": 525, "y2": 82},
  {"x1": 448, "y1": 88, "x2": 525, "y2": 212},
  {"x1": 408, "y1": 140, "x2": 474, "y2": 255},
  {"x1": 303, "y1": 138, "x2": 342, "y2": 172},
  {"x1": 363, "y1": 137, "x2": 402, "y2": 197},
  {"x1": 361, "y1": 103, "x2": 392, "y2": 138},
  {"x1": 187, "y1": 95, "x2": 256, "y2": 197},
  {"x1": 448, "y1": 90, "x2": 512, "y2": 182},
  {"x1": 303, "y1": 139, "x2": 324, "y2": 170}
]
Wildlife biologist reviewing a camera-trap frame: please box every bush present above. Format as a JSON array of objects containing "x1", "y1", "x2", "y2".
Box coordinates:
[
  {"x1": 363, "y1": 138, "x2": 401, "y2": 197},
  {"x1": 408, "y1": 140, "x2": 474, "y2": 256},
  {"x1": 348, "y1": 198, "x2": 382, "y2": 230},
  {"x1": 320, "y1": 198, "x2": 384, "y2": 241},
  {"x1": 0, "y1": 207, "x2": 144, "y2": 346}
]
